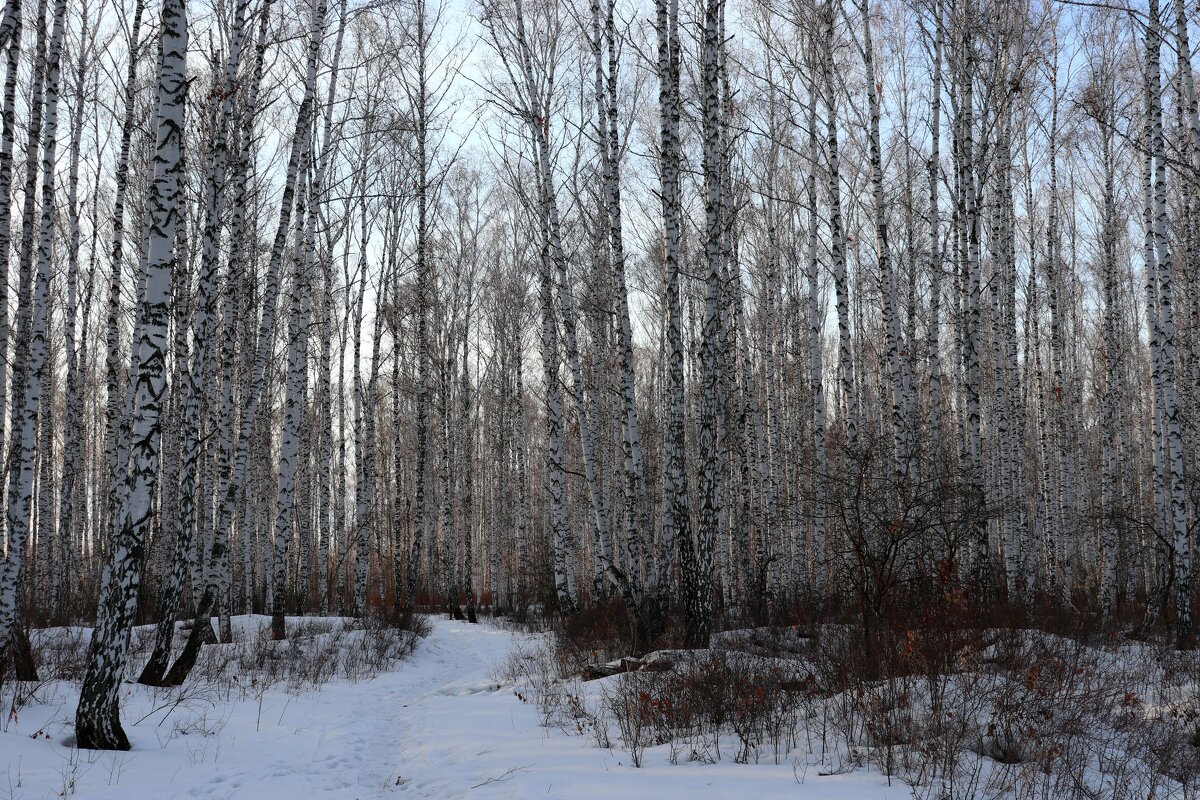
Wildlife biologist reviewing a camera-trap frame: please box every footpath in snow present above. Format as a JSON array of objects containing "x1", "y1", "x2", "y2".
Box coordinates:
[{"x1": 1, "y1": 617, "x2": 904, "y2": 799}]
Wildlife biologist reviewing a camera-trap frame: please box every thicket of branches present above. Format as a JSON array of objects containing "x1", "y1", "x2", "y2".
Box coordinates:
[{"x1": 0, "y1": 0, "x2": 1195, "y2": 752}]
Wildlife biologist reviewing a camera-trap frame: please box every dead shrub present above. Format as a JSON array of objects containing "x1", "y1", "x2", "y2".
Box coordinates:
[{"x1": 557, "y1": 599, "x2": 640, "y2": 671}]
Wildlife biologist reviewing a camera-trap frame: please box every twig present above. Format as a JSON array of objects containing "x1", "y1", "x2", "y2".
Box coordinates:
[{"x1": 470, "y1": 764, "x2": 533, "y2": 790}]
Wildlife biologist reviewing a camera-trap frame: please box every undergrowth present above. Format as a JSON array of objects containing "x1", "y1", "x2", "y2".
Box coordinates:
[{"x1": 501, "y1": 594, "x2": 1200, "y2": 799}]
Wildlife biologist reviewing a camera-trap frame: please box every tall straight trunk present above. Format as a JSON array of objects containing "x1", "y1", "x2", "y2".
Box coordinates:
[
  {"x1": 56, "y1": 4, "x2": 90, "y2": 618},
  {"x1": 361, "y1": 266, "x2": 385, "y2": 615},
  {"x1": 0, "y1": 0, "x2": 58, "y2": 677},
  {"x1": 729, "y1": 241, "x2": 769, "y2": 600},
  {"x1": 1145, "y1": 0, "x2": 1190, "y2": 642},
  {"x1": 821, "y1": 1, "x2": 856, "y2": 451},
  {"x1": 351, "y1": 226, "x2": 369, "y2": 614},
  {"x1": 1047, "y1": 108, "x2": 1072, "y2": 601},
  {"x1": 1141, "y1": 67, "x2": 1169, "y2": 629},
  {"x1": 335, "y1": 265, "x2": 350, "y2": 613},
  {"x1": 407, "y1": 0, "x2": 431, "y2": 611},
  {"x1": 461, "y1": 288, "x2": 477, "y2": 623},
  {"x1": 0, "y1": 0, "x2": 20, "y2": 462},
  {"x1": 927, "y1": 0, "x2": 944, "y2": 456},
  {"x1": 692, "y1": 0, "x2": 724, "y2": 646},
  {"x1": 141, "y1": 0, "x2": 252, "y2": 685},
  {"x1": 1098, "y1": 86, "x2": 1119, "y2": 618},
  {"x1": 1024, "y1": 200, "x2": 1048, "y2": 598},
  {"x1": 273, "y1": 158, "x2": 316, "y2": 639},
  {"x1": 591, "y1": 0, "x2": 646, "y2": 616},
  {"x1": 318, "y1": 255, "x2": 336, "y2": 612},
  {"x1": 715, "y1": 40, "x2": 736, "y2": 603},
  {"x1": 4, "y1": 0, "x2": 48, "y2": 584},
  {"x1": 859, "y1": 0, "x2": 910, "y2": 482},
  {"x1": 1001, "y1": 129, "x2": 1024, "y2": 598},
  {"x1": 654, "y1": 0, "x2": 691, "y2": 611},
  {"x1": 439, "y1": 311, "x2": 458, "y2": 613},
  {"x1": 101, "y1": 0, "x2": 146, "y2": 542},
  {"x1": 805, "y1": 96, "x2": 827, "y2": 597},
  {"x1": 308, "y1": 0, "x2": 346, "y2": 616},
  {"x1": 958, "y1": 19, "x2": 988, "y2": 588},
  {"x1": 513, "y1": 348, "x2": 530, "y2": 609},
  {"x1": 222, "y1": 0, "x2": 324, "y2": 634},
  {"x1": 759, "y1": 79, "x2": 783, "y2": 599},
  {"x1": 75, "y1": 0, "x2": 187, "y2": 749},
  {"x1": 987, "y1": 119, "x2": 1019, "y2": 597},
  {"x1": 389, "y1": 270, "x2": 404, "y2": 610},
  {"x1": 1172, "y1": 0, "x2": 1200, "y2": 166}
]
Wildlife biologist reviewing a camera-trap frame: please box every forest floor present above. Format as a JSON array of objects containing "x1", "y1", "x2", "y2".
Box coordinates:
[{"x1": 0, "y1": 615, "x2": 905, "y2": 799}]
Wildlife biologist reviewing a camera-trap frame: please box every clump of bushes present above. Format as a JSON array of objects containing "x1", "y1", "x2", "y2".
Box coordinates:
[{"x1": 513, "y1": 595, "x2": 1200, "y2": 799}]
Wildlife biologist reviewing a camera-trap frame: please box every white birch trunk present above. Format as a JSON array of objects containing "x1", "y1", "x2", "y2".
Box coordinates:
[{"x1": 75, "y1": 0, "x2": 187, "y2": 748}]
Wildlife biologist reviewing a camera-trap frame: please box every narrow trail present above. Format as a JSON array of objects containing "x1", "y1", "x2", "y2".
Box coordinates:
[{"x1": 171, "y1": 618, "x2": 527, "y2": 799}]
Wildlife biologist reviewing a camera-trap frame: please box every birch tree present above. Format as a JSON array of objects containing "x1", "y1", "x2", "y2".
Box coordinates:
[{"x1": 75, "y1": 0, "x2": 188, "y2": 748}]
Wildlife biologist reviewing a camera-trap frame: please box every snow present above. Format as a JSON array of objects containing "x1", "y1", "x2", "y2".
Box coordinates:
[{"x1": 1, "y1": 617, "x2": 906, "y2": 799}]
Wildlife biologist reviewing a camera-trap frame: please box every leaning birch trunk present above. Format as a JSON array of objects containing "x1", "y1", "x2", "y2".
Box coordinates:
[
  {"x1": 271, "y1": 167, "x2": 312, "y2": 638},
  {"x1": 75, "y1": 0, "x2": 187, "y2": 749},
  {"x1": 480, "y1": 4, "x2": 574, "y2": 615},
  {"x1": 35, "y1": 318, "x2": 56, "y2": 617}
]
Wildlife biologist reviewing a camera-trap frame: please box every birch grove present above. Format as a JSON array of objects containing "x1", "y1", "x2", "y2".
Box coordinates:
[{"x1": 0, "y1": 0, "x2": 1194, "y2": 751}]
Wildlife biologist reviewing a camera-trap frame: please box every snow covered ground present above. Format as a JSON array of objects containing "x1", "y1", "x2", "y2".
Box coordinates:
[{"x1": 0, "y1": 616, "x2": 907, "y2": 799}]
